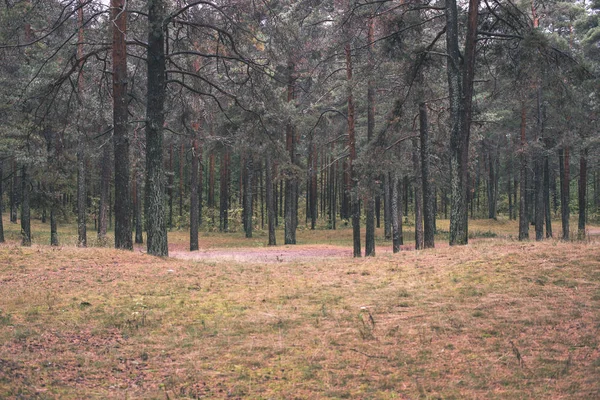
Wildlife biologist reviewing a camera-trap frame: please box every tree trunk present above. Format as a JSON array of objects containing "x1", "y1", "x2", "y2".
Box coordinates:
[
  {"x1": 98, "y1": 144, "x2": 110, "y2": 242},
  {"x1": 266, "y1": 154, "x2": 276, "y2": 246},
  {"x1": 420, "y1": 98, "x2": 435, "y2": 249},
  {"x1": 168, "y1": 143, "x2": 174, "y2": 229},
  {"x1": 134, "y1": 170, "x2": 143, "y2": 244},
  {"x1": 244, "y1": 156, "x2": 254, "y2": 238},
  {"x1": 0, "y1": 161, "x2": 4, "y2": 243},
  {"x1": 10, "y1": 161, "x2": 17, "y2": 224},
  {"x1": 112, "y1": 0, "x2": 132, "y2": 250},
  {"x1": 284, "y1": 61, "x2": 297, "y2": 245},
  {"x1": 518, "y1": 103, "x2": 529, "y2": 240},
  {"x1": 578, "y1": 148, "x2": 587, "y2": 238},
  {"x1": 145, "y1": 0, "x2": 168, "y2": 256},
  {"x1": 345, "y1": 43, "x2": 361, "y2": 257},
  {"x1": 190, "y1": 134, "x2": 199, "y2": 251},
  {"x1": 446, "y1": 0, "x2": 479, "y2": 245},
  {"x1": 208, "y1": 153, "x2": 215, "y2": 208},
  {"x1": 412, "y1": 139, "x2": 424, "y2": 250},
  {"x1": 487, "y1": 146, "x2": 498, "y2": 219},
  {"x1": 219, "y1": 149, "x2": 230, "y2": 232},
  {"x1": 50, "y1": 185, "x2": 59, "y2": 246},
  {"x1": 76, "y1": 0, "x2": 86, "y2": 248},
  {"x1": 559, "y1": 147, "x2": 570, "y2": 240},
  {"x1": 310, "y1": 143, "x2": 318, "y2": 230},
  {"x1": 544, "y1": 155, "x2": 553, "y2": 238},
  {"x1": 384, "y1": 174, "x2": 391, "y2": 239},
  {"x1": 391, "y1": 173, "x2": 400, "y2": 253},
  {"x1": 365, "y1": 16, "x2": 376, "y2": 257},
  {"x1": 21, "y1": 166, "x2": 31, "y2": 246}
]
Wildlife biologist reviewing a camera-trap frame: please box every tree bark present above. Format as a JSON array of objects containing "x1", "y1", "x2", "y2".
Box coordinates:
[
  {"x1": 578, "y1": 148, "x2": 587, "y2": 238},
  {"x1": 190, "y1": 134, "x2": 199, "y2": 251},
  {"x1": 391, "y1": 173, "x2": 400, "y2": 253},
  {"x1": 168, "y1": 143, "x2": 174, "y2": 229},
  {"x1": 76, "y1": 0, "x2": 86, "y2": 248},
  {"x1": 420, "y1": 98, "x2": 435, "y2": 249},
  {"x1": 244, "y1": 156, "x2": 254, "y2": 238},
  {"x1": 412, "y1": 139, "x2": 424, "y2": 250},
  {"x1": 310, "y1": 143, "x2": 318, "y2": 230},
  {"x1": 346, "y1": 43, "x2": 361, "y2": 257},
  {"x1": 446, "y1": 0, "x2": 479, "y2": 245},
  {"x1": 145, "y1": 0, "x2": 168, "y2": 256},
  {"x1": 284, "y1": 61, "x2": 297, "y2": 245},
  {"x1": 21, "y1": 166, "x2": 31, "y2": 246},
  {"x1": 365, "y1": 16, "x2": 376, "y2": 257},
  {"x1": 98, "y1": 144, "x2": 110, "y2": 242},
  {"x1": 544, "y1": 155, "x2": 552, "y2": 238},
  {"x1": 559, "y1": 147, "x2": 570, "y2": 240},
  {"x1": 112, "y1": 0, "x2": 132, "y2": 250},
  {"x1": 384, "y1": 174, "x2": 391, "y2": 240},
  {"x1": 0, "y1": 161, "x2": 4, "y2": 243},
  {"x1": 518, "y1": 103, "x2": 529, "y2": 240},
  {"x1": 266, "y1": 154, "x2": 276, "y2": 246},
  {"x1": 134, "y1": 170, "x2": 143, "y2": 244}
]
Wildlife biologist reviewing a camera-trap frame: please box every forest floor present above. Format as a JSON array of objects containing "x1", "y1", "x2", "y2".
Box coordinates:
[{"x1": 1, "y1": 217, "x2": 600, "y2": 399}]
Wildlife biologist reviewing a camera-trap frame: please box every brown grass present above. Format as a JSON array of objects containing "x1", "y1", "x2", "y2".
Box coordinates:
[{"x1": 1, "y1": 216, "x2": 599, "y2": 398}]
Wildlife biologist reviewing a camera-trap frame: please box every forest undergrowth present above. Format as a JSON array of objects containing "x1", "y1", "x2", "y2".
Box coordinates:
[{"x1": 1, "y1": 217, "x2": 599, "y2": 399}]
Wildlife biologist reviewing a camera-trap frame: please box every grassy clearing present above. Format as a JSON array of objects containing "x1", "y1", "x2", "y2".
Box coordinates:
[{"x1": 1, "y1": 217, "x2": 599, "y2": 398}]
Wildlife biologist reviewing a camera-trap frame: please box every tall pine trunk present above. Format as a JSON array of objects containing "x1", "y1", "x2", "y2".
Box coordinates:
[
  {"x1": 219, "y1": 149, "x2": 230, "y2": 232},
  {"x1": 76, "y1": 1, "x2": 86, "y2": 248},
  {"x1": 266, "y1": 154, "x2": 276, "y2": 246},
  {"x1": 384, "y1": 174, "x2": 391, "y2": 239},
  {"x1": 190, "y1": 134, "x2": 199, "y2": 251},
  {"x1": 145, "y1": 0, "x2": 168, "y2": 256},
  {"x1": 21, "y1": 166, "x2": 31, "y2": 246},
  {"x1": 391, "y1": 173, "x2": 400, "y2": 253},
  {"x1": 412, "y1": 139, "x2": 424, "y2": 250},
  {"x1": 446, "y1": 0, "x2": 479, "y2": 245},
  {"x1": 578, "y1": 148, "x2": 587, "y2": 238},
  {"x1": 518, "y1": 103, "x2": 529, "y2": 240},
  {"x1": 98, "y1": 144, "x2": 110, "y2": 242},
  {"x1": 559, "y1": 147, "x2": 570, "y2": 240},
  {"x1": 365, "y1": 16, "x2": 376, "y2": 257},
  {"x1": 244, "y1": 156, "x2": 254, "y2": 238},
  {"x1": 112, "y1": 0, "x2": 132, "y2": 250},
  {"x1": 284, "y1": 61, "x2": 297, "y2": 245},
  {"x1": 346, "y1": 43, "x2": 361, "y2": 257},
  {"x1": 134, "y1": 170, "x2": 143, "y2": 244},
  {"x1": 544, "y1": 155, "x2": 553, "y2": 238},
  {"x1": 419, "y1": 95, "x2": 435, "y2": 249}
]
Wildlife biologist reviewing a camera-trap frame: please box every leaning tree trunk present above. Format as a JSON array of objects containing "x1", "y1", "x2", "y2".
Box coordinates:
[
  {"x1": 145, "y1": 0, "x2": 168, "y2": 256},
  {"x1": 559, "y1": 147, "x2": 570, "y2": 240},
  {"x1": 266, "y1": 153, "x2": 276, "y2": 246},
  {"x1": 112, "y1": 0, "x2": 132, "y2": 250},
  {"x1": 190, "y1": 133, "x2": 199, "y2": 251},
  {"x1": 21, "y1": 166, "x2": 31, "y2": 246},
  {"x1": 578, "y1": 148, "x2": 587, "y2": 238},
  {"x1": 518, "y1": 103, "x2": 529, "y2": 241},
  {"x1": 446, "y1": 0, "x2": 479, "y2": 245}
]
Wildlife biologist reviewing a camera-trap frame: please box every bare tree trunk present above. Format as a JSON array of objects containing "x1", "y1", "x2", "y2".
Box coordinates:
[
  {"x1": 365, "y1": 16, "x2": 376, "y2": 257},
  {"x1": 384, "y1": 174, "x2": 391, "y2": 240},
  {"x1": 391, "y1": 173, "x2": 400, "y2": 253},
  {"x1": 50, "y1": 185, "x2": 59, "y2": 246},
  {"x1": 420, "y1": 97, "x2": 435, "y2": 249},
  {"x1": 446, "y1": 0, "x2": 479, "y2": 245},
  {"x1": 98, "y1": 144, "x2": 110, "y2": 242},
  {"x1": 76, "y1": 0, "x2": 86, "y2": 247},
  {"x1": 190, "y1": 134, "x2": 199, "y2": 251},
  {"x1": 219, "y1": 149, "x2": 230, "y2": 232},
  {"x1": 134, "y1": 170, "x2": 143, "y2": 244},
  {"x1": 518, "y1": 103, "x2": 529, "y2": 240},
  {"x1": 168, "y1": 143, "x2": 174, "y2": 229},
  {"x1": 266, "y1": 154, "x2": 276, "y2": 246},
  {"x1": 544, "y1": 155, "x2": 552, "y2": 238},
  {"x1": 179, "y1": 141, "x2": 184, "y2": 218},
  {"x1": 346, "y1": 43, "x2": 361, "y2": 257},
  {"x1": 412, "y1": 139, "x2": 424, "y2": 250},
  {"x1": 578, "y1": 148, "x2": 587, "y2": 238},
  {"x1": 244, "y1": 156, "x2": 254, "y2": 238},
  {"x1": 145, "y1": 0, "x2": 168, "y2": 256},
  {"x1": 0, "y1": 161, "x2": 4, "y2": 243},
  {"x1": 208, "y1": 153, "x2": 215, "y2": 208},
  {"x1": 21, "y1": 166, "x2": 31, "y2": 246},
  {"x1": 559, "y1": 147, "x2": 570, "y2": 240},
  {"x1": 10, "y1": 160, "x2": 18, "y2": 224},
  {"x1": 310, "y1": 143, "x2": 318, "y2": 230},
  {"x1": 112, "y1": 0, "x2": 132, "y2": 250},
  {"x1": 284, "y1": 61, "x2": 297, "y2": 245}
]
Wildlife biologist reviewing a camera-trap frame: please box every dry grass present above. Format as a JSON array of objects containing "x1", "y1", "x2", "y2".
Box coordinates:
[{"x1": 1, "y1": 216, "x2": 600, "y2": 398}]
